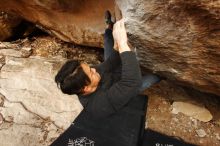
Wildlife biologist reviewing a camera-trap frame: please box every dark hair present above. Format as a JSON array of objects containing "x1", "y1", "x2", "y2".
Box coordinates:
[{"x1": 55, "y1": 60, "x2": 90, "y2": 95}]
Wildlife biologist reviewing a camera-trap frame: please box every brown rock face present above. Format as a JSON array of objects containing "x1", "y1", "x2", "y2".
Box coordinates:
[
  {"x1": 0, "y1": 0, "x2": 219, "y2": 96},
  {"x1": 116, "y1": 0, "x2": 220, "y2": 96},
  {"x1": 0, "y1": 0, "x2": 115, "y2": 47}
]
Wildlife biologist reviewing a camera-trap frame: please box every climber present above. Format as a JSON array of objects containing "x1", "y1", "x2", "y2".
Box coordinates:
[
  {"x1": 55, "y1": 11, "x2": 161, "y2": 117},
  {"x1": 52, "y1": 10, "x2": 161, "y2": 146}
]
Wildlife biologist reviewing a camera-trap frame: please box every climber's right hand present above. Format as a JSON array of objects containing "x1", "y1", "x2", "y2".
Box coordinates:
[{"x1": 113, "y1": 19, "x2": 131, "y2": 53}]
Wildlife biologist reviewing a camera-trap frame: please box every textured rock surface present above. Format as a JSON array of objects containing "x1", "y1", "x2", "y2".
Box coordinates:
[
  {"x1": 0, "y1": 0, "x2": 219, "y2": 96},
  {"x1": 116, "y1": 0, "x2": 220, "y2": 96},
  {"x1": 0, "y1": 0, "x2": 115, "y2": 47},
  {"x1": 0, "y1": 56, "x2": 83, "y2": 146}
]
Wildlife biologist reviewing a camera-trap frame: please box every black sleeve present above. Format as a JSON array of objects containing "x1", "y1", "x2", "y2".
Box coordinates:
[
  {"x1": 96, "y1": 49, "x2": 121, "y2": 74},
  {"x1": 86, "y1": 51, "x2": 142, "y2": 118}
]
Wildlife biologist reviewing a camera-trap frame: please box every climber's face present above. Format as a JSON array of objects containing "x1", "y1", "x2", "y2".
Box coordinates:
[{"x1": 81, "y1": 63, "x2": 101, "y2": 95}]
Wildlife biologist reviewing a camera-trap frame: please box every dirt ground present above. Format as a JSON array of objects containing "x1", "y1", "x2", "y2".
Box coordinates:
[
  {"x1": 1, "y1": 35, "x2": 220, "y2": 146},
  {"x1": 145, "y1": 81, "x2": 220, "y2": 146}
]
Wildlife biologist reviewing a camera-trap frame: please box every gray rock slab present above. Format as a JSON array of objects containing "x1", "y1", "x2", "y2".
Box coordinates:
[{"x1": 0, "y1": 56, "x2": 83, "y2": 146}]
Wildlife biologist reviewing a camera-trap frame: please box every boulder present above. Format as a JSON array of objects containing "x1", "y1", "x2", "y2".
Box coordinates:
[
  {"x1": 0, "y1": 0, "x2": 116, "y2": 47},
  {"x1": 0, "y1": 0, "x2": 219, "y2": 95},
  {"x1": 0, "y1": 56, "x2": 83, "y2": 146},
  {"x1": 116, "y1": 0, "x2": 220, "y2": 96}
]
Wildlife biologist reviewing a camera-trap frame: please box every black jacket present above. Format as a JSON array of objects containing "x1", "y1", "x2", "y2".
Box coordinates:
[{"x1": 79, "y1": 50, "x2": 142, "y2": 118}]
